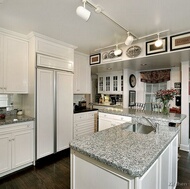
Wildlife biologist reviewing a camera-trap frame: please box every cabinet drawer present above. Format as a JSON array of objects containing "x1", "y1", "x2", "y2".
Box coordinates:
[
  {"x1": 0, "y1": 122, "x2": 34, "y2": 134},
  {"x1": 74, "y1": 113, "x2": 88, "y2": 121},
  {"x1": 99, "y1": 112, "x2": 113, "y2": 119},
  {"x1": 112, "y1": 115, "x2": 132, "y2": 122}
]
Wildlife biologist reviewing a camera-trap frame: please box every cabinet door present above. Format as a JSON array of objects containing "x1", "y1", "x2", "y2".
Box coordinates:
[
  {"x1": 0, "y1": 133, "x2": 12, "y2": 174},
  {"x1": 74, "y1": 53, "x2": 91, "y2": 94},
  {"x1": 37, "y1": 69, "x2": 54, "y2": 159},
  {"x1": 112, "y1": 75, "x2": 118, "y2": 93},
  {"x1": 98, "y1": 76, "x2": 104, "y2": 93},
  {"x1": 12, "y1": 129, "x2": 33, "y2": 169},
  {"x1": 99, "y1": 118, "x2": 112, "y2": 131},
  {"x1": 56, "y1": 71, "x2": 73, "y2": 152},
  {"x1": 4, "y1": 36, "x2": 28, "y2": 93},
  {"x1": 159, "y1": 145, "x2": 170, "y2": 189},
  {"x1": 105, "y1": 76, "x2": 111, "y2": 92},
  {"x1": 169, "y1": 136, "x2": 178, "y2": 189},
  {"x1": 0, "y1": 34, "x2": 4, "y2": 92}
]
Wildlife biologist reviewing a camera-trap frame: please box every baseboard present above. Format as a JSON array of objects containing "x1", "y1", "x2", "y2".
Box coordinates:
[{"x1": 179, "y1": 143, "x2": 190, "y2": 152}]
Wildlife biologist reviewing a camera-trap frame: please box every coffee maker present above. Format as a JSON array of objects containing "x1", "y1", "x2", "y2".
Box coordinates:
[{"x1": 110, "y1": 96, "x2": 116, "y2": 105}]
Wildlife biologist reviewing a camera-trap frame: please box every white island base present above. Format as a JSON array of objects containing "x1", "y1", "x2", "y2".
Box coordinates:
[{"x1": 71, "y1": 135, "x2": 178, "y2": 189}]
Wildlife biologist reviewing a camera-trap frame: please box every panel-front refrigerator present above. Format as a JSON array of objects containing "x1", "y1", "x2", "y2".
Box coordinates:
[{"x1": 37, "y1": 68, "x2": 73, "y2": 159}]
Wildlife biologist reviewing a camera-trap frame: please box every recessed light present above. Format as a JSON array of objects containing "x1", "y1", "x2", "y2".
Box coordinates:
[
  {"x1": 141, "y1": 64, "x2": 147, "y2": 66},
  {"x1": 107, "y1": 67, "x2": 112, "y2": 70}
]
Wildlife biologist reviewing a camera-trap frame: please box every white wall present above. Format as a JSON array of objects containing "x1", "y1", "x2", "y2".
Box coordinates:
[
  {"x1": 123, "y1": 68, "x2": 137, "y2": 108},
  {"x1": 180, "y1": 61, "x2": 189, "y2": 152}
]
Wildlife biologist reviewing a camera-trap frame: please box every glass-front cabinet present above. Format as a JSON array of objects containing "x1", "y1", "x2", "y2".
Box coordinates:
[
  {"x1": 98, "y1": 72, "x2": 123, "y2": 94},
  {"x1": 98, "y1": 76, "x2": 104, "y2": 92}
]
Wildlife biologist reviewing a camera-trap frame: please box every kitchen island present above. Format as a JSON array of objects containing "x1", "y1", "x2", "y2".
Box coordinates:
[{"x1": 70, "y1": 109, "x2": 186, "y2": 189}]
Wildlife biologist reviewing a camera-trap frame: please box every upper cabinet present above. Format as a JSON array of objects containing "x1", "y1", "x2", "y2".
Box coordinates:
[
  {"x1": 74, "y1": 52, "x2": 91, "y2": 94},
  {"x1": 35, "y1": 37, "x2": 74, "y2": 72},
  {"x1": 98, "y1": 72, "x2": 123, "y2": 94},
  {"x1": 0, "y1": 33, "x2": 28, "y2": 94}
]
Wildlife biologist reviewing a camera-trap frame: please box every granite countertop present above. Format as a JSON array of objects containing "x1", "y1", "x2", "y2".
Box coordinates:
[
  {"x1": 0, "y1": 114, "x2": 34, "y2": 126},
  {"x1": 70, "y1": 122, "x2": 179, "y2": 177},
  {"x1": 99, "y1": 108, "x2": 186, "y2": 123},
  {"x1": 74, "y1": 108, "x2": 98, "y2": 114}
]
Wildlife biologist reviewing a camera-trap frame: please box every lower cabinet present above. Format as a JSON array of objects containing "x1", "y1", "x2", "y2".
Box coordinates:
[
  {"x1": 99, "y1": 112, "x2": 132, "y2": 131},
  {"x1": 0, "y1": 121, "x2": 34, "y2": 177},
  {"x1": 74, "y1": 111, "x2": 98, "y2": 138}
]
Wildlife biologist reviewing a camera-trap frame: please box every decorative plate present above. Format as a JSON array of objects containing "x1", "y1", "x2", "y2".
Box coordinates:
[
  {"x1": 108, "y1": 50, "x2": 116, "y2": 59},
  {"x1": 126, "y1": 46, "x2": 141, "y2": 58},
  {"x1": 102, "y1": 52, "x2": 108, "y2": 60}
]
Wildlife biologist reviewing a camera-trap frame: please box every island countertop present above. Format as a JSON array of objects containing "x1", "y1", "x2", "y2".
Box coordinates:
[
  {"x1": 99, "y1": 107, "x2": 186, "y2": 123},
  {"x1": 70, "y1": 122, "x2": 179, "y2": 177}
]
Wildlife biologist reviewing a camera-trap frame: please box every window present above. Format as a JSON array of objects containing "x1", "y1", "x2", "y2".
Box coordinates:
[{"x1": 145, "y1": 82, "x2": 167, "y2": 111}]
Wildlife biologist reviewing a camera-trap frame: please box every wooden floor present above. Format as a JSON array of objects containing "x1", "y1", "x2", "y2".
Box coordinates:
[{"x1": 0, "y1": 149, "x2": 189, "y2": 189}]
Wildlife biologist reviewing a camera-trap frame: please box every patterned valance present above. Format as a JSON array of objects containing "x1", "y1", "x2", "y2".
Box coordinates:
[{"x1": 140, "y1": 69, "x2": 171, "y2": 83}]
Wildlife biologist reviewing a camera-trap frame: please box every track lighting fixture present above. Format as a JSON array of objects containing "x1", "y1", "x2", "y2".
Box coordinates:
[
  {"x1": 155, "y1": 33, "x2": 163, "y2": 47},
  {"x1": 125, "y1": 32, "x2": 134, "y2": 46},
  {"x1": 76, "y1": 0, "x2": 91, "y2": 21},
  {"x1": 114, "y1": 45, "x2": 122, "y2": 56}
]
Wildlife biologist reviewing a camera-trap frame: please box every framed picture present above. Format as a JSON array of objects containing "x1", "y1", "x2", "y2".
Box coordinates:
[
  {"x1": 129, "y1": 90, "x2": 136, "y2": 106},
  {"x1": 146, "y1": 37, "x2": 167, "y2": 55},
  {"x1": 174, "y1": 82, "x2": 181, "y2": 88},
  {"x1": 170, "y1": 32, "x2": 190, "y2": 51},
  {"x1": 90, "y1": 53, "x2": 101, "y2": 65}
]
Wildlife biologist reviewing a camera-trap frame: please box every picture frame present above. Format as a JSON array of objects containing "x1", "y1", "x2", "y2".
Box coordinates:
[
  {"x1": 174, "y1": 82, "x2": 181, "y2": 88},
  {"x1": 146, "y1": 37, "x2": 167, "y2": 55},
  {"x1": 90, "y1": 53, "x2": 101, "y2": 65},
  {"x1": 170, "y1": 32, "x2": 190, "y2": 51},
  {"x1": 129, "y1": 90, "x2": 136, "y2": 106}
]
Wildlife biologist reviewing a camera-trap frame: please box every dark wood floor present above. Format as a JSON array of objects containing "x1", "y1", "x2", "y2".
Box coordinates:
[
  {"x1": 176, "y1": 150, "x2": 190, "y2": 189},
  {"x1": 0, "y1": 149, "x2": 189, "y2": 189}
]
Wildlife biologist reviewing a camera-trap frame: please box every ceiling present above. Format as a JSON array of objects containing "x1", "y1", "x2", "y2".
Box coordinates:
[{"x1": 0, "y1": 0, "x2": 190, "y2": 72}]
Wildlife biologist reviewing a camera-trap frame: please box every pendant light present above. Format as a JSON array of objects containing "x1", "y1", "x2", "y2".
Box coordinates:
[
  {"x1": 76, "y1": 0, "x2": 91, "y2": 21},
  {"x1": 114, "y1": 45, "x2": 122, "y2": 56},
  {"x1": 125, "y1": 32, "x2": 134, "y2": 46},
  {"x1": 155, "y1": 33, "x2": 163, "y2": 47}
]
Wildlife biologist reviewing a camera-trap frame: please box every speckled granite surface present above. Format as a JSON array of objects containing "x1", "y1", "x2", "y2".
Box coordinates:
[
  {"x1": 99, "y1": 108, "x2": 186, "y2": 123},
  {"x1": 0, "y1": 115, "x2": 34, "y2": 126},
  {"x1": 70, "y1": 122, "x2": 179, "y2": 177}
]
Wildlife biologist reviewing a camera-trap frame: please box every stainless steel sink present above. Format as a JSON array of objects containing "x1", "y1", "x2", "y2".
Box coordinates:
[{"x1": 122, "y1": 123, "x2": 155, "y2": 134}]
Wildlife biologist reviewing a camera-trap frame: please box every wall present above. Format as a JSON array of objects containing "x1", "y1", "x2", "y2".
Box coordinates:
[{"x1": 123, "y1": 67, "x2": 181, "y2": 108}]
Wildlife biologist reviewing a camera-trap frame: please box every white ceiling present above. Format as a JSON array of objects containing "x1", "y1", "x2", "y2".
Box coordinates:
[{"x1": 0, "y1": 0, "x2": 190, "y2": 72}]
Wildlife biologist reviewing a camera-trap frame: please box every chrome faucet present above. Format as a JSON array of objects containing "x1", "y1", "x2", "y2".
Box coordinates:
[{"x1": 142, "y1": 116, "x2": 159, "y2": 133}]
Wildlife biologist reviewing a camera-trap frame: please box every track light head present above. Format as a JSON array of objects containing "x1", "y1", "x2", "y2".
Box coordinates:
[
  {"x1": 125, "y1": 32, "x2": 134, "y2": 46},
  {"x1": 155, "y1": 33, "x2": 163, "y2": 47},
  {"x1": 114, "y1": 45, "x2": 122, "y2": 56},
  {"x1": 76, "y1": 0, "x2": 91, "y2": 21}
]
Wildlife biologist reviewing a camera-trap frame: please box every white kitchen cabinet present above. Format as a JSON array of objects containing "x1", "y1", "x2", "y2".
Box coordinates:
[
  {"x1": 56, "y1": 71, "x2": 73, "y2": 152},
  {"x1": 0, "y1": 121, "x2": 34, "y2": 177},
  {"x1": 35, "y1": 37, "x2": 74, "y2": 64},
  {"x1": 99, "y1": 112, "x2": 132, "y2": 131},
  {"x1": 98, "y1": 72, "x2": 123, "y2": 94},
  {"x1": 74, "y1": 52, "x2": 91, "y2": 94},
  {"x1": 74, "y1": 111, "x2": 97, "y2": 138},
  {"x1": 0, "y1": 34, "x2": 28, "y2": 93},
  {"x1": 37, "y1": 68, "x2": 73, "y2": 159}
]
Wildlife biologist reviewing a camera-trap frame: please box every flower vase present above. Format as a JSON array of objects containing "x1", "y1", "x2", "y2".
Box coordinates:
[{"x1": 162, "y1": 100, "x2": 170, "y2": 115}]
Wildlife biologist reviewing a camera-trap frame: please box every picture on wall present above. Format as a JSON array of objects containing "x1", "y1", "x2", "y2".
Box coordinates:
[
  {"x1": 146, "y1": 37, "x2": 167, "y2": 55},
  {"x1": 170, "y1": 32, "x2": 190, "y2": 51},
  {"x1": 90, "y1": 53, "x2": 101, "y2": 65}
]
